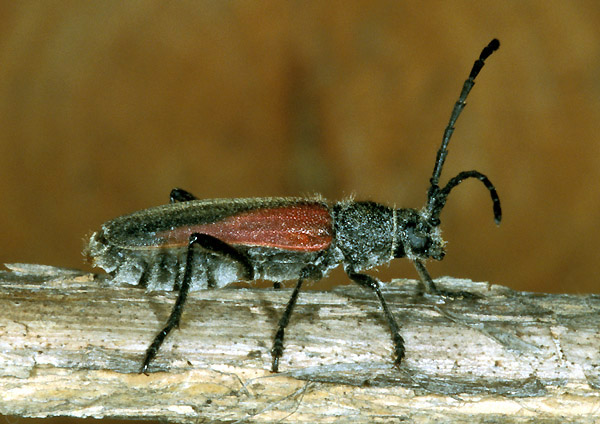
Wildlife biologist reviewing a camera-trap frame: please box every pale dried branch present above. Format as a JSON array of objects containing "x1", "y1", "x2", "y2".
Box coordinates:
[{"x1": 1, "y1": 264, "x2": 599, "y2": 423}]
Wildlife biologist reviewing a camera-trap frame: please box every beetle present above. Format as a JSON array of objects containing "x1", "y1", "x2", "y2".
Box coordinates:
[{"x1": 86, "y1": 39, "x2": 501, "y2": 373}]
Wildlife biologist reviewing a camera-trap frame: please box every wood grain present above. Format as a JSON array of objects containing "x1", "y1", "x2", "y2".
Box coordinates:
[{"x1": 1, "y1": 264, "x2": 599, "y2": 423}]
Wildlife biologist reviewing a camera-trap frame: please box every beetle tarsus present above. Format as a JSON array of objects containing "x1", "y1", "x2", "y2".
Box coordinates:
[{"x1": 434, "y1": 289, "x2": 481, "y2": 300}]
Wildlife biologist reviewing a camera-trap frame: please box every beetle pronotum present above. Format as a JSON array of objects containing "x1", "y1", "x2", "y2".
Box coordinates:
[{"x1": 87, "y1": 39, "x2": 501, "y2": 373}]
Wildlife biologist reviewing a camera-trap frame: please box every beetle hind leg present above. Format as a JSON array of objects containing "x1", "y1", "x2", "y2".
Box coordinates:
[
  {"x1": 140, "y1": 232, "x2": 254, "y2": 374},
  {"x1": 141, "y1": 234, "x2": 198, "y2": 374},
  {"x1": 190, "y1": 233, "x2": 254, "y2": 282}
]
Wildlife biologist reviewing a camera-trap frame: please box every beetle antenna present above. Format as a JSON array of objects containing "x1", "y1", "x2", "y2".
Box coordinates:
[
  {"x1": 430, "y1": 170, "x2": 502, "y2": 225},
  {"x1": 427, "y1": 39, "x2": 500, "y2": 216}
]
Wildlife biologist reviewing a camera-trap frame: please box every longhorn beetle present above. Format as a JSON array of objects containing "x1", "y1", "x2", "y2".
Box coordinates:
[{"x1": 86, "y1": 39, "x2": 501, "y2": 373}]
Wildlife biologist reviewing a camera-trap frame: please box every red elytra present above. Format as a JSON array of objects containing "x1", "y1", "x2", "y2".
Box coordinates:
[{"x1": 156, "y1": 204, "x2": 334, "y2": 252}]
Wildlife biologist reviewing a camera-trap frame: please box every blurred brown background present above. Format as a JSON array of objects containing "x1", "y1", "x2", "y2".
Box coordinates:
[
  {"x1": 1, "y1": 1, "x2": 600, "y2": 423},
  {"x1": 1, "y1": 0, "x2": 600, "y2": 302}
]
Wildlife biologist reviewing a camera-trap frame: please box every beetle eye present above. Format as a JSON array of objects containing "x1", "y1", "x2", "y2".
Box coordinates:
[{"x1": 407, "y1": 227, "x2": 430, "y2": 254}]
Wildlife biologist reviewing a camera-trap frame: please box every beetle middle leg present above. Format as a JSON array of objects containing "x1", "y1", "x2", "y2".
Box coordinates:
[
  {"x1": 271, "y1": 265, "x2": 320, "y2": 372},
  {"x1": 141, "y1": 232, "x2": 253, "y2": 374},
  {"x1": 346, "y1": 269, "x2": 405, "y2": 367}
]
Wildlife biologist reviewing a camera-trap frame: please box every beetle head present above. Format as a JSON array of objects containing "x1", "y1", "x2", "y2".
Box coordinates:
[
  {"x1": 394, "y1": 170, "x2": 501, "y2": 263},
  {"x1": 394, "y1": 208, "x2": 446, "y2": 261}
]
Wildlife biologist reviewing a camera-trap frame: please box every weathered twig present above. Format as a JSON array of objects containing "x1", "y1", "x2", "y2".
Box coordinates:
[{"x1": 0, "y1": 263, "x2": 599, "y2": 423}]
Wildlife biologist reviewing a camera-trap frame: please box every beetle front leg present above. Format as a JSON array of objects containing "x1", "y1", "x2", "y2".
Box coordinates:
[
  {"x1": 346, "y1": 269, "x2": 405, "y2": 367},
  {"x1": 413, "y1": 259, "x2": 479, "y2": 299},
  {"x1": 170, "y1": 188, "x2": 198, "y2": 203},
  {"x1": 141, "y1": 232, "x2": 254, "y2": 374}
]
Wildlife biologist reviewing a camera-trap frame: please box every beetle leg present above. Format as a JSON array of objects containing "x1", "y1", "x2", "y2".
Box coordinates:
[
  {"x1": 169, "y1": 187, "x2": 198, "y2": 203},
  {"x1": 141, "y1": 232, "x2": 253, "y2": 374},
  {"x1": 189, "y1": 233, "x2": 254, "y2": 282},
  {"x1": 412, "y1": 259, "x2": 437, "y2": 294},
  {"x1": 271, "y1": 265, "x2": 320, "y2": 372},
  {"x1": 413, "y1": 259, "x2": 479, "y2": 299},
  {"x1": 271, "y1": 278, "x2": 303, "y2": 373},
  {"x1": 141, "y1": 233, "x2": 198, "y2": 374},
  {"x1": 346, "y1": 270, "x2": 405, "y2": 367}
]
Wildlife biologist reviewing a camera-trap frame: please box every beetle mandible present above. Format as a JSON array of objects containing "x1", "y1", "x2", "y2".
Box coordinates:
[{"x1": 86, "y1": 39, "x2": 501, "y2": 373}]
